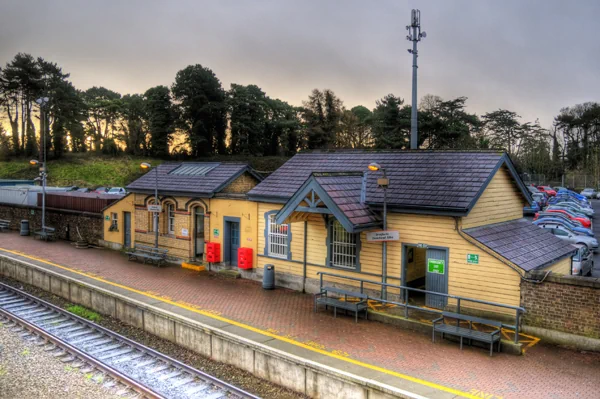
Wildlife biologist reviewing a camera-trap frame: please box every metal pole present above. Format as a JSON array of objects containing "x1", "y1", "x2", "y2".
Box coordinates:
[
  {"x1": 410, "y1": 28, "x2": 418, "y2": 150},
  {"x1": 382, "y1": 186, "x2": 387, "y2": 300},
  {"x1": 41, "y1": 105, "x2": 46, "y2": 231},
  {"x1": 154, "y1": 167, "x2": 159, "y2": 248}
]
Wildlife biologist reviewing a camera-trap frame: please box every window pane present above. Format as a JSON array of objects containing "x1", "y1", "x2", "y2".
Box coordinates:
[
  {"x1": 267, "y1": 214, "x2": 288, "y2": 258},
  {"x1": 329, "y1": 219, "x2": 357, "y2": 269}
]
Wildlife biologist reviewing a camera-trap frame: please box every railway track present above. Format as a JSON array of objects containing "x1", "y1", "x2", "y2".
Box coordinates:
[{"x1": 0, "y1": 282, "x2": 259, "y2": 399}]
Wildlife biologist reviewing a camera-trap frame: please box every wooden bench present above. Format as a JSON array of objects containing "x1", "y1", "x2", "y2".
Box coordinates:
[
  {"x1": 314, "y1": 286, "x2": 368, "y2": 323},
  {"x1": 33, "y1": 227, "x2": 56, "y2": 241},
  {"x1": 126, "y1": 244, "x2": 169, "y2": 267},
  {"x1": 432, "y1": 311, "x2": 503, "y2": 356},
  {"x1": 0, "y1": 219, "x2": 9, "y2": 232}
]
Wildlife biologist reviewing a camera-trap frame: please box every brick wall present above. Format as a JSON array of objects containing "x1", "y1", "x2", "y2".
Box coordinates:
[
  {"x1": 521, "y1": 271, "x2": 600, "y2": 339},
  {"x1": 0, "y1": 203, "x2": 102, "y2": 244},
  {"x1": 221, "y1": 172, "x2": 259, "y2": 194}
]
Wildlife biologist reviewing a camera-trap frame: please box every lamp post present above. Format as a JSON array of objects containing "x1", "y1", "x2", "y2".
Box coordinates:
[
  {"x1": 141, "y1": 162, "x2": 159, "y2": 248},
  {"x1": 29, "y1": 159, "x2": 47, "y2": 231},
  {"x1": 368, "y1": 162, "x2": 389, "y2": 300}
]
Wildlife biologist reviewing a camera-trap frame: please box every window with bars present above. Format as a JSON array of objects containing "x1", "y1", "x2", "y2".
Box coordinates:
[
  {"x1": 267, "y1": 214, "x2": 289, "y2": 258},
  {"x1": 328, "y1": 219, "x2": 358, "y2": 269},
  {"x1": 110, "y1": 213, "x2": 118, "y2": 230},
  {"x1": 167, "y1": 203, "x2": 175, "y2": 234}
]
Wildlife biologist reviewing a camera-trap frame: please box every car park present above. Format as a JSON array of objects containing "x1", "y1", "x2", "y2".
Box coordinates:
[
  {"x1": 532, "y1": 192, "x2": 548, "y2": 208},
  {"x1": 523, "y1": 201, "x2": 540, "y2": 215},
  {"x1": 534, "y1": 211, "x2": 585, "y2": 227},
  {"x1": 558, "y1": 189, "x2": 589, "y2": 203},
  {"x1": 537, "y1": 186, "x2": 557, "y2": 196},
  {"x1": 76, "y1": 188, "x2": 91, "y2": 193},
  {"x1": 580, "y1": 188, "x2": 597, "y2": 199},
  {"x1": 572, "y1": 244, "x2": 594, "y2": 276},
  {"x1": 549, "y1": 194, "x2": 592, "y2": 207},
  {"x1": 533, "y1": 218, "x2": 595, "y2": 237},
  {"x1": 94, "y1": 187, "x2": 109, "y2": 194},
  {"x1": 535, "y1": 209, "x2": 591, "y2": 228},
  {"x1": 537, "y1": 224, "x2": 598, "y2": 251}
]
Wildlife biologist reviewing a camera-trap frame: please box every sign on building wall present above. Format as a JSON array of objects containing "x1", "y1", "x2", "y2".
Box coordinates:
[
  {"x1": 366, "y1": 230, "x2": 400, "y2": 242},
  {"x1": 467, "y1": 254, "x2": 479, "y2": 264},
  {"x1": 181, "y1": 228, "x2": 189, "y2": 237},
  {"x1": 147, "y1": 205, "x2": 162, "y2": 213},
  {"x1": 213, "y1": 228, "x2": 219, "y2": 238},
  {"x1": 427, "y1": 259, "x2": 445, "y2": 274}
]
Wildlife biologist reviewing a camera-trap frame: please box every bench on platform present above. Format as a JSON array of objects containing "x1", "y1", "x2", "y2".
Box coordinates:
[
  {"x1": 432, "y1": 311, "x2": 502, "y2": 356},
  {"x1": 314, "y1": 286, "x2": 368, "y2": 323},
  {"x1": 126, "y1": 244, "x2": 168, "y2": 267},
  {"x1": 33, "y1": 227, "x2": 56, "y2": 241},
  {"x1": 0, "y1": 219, "x2": 9, "y2": 232}
]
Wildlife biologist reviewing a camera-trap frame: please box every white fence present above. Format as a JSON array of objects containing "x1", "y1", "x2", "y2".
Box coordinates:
[{"x1": 0, "y1": 186, "x2": 71, "y2": 207}]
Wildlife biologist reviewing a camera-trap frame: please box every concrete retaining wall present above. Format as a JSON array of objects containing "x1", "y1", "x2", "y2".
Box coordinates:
[{"x1": 0, "y1": 254, "x2": 416, "y2": 399}]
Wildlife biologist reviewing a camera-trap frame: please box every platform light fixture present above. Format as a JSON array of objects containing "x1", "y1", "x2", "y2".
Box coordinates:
[{"x1": 368, "y1": 162, "x2": 389, "y2": 300}]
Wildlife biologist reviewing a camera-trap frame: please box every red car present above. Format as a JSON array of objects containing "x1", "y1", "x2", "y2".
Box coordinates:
[
  {"x1": 537, "y1": 186, "x2": 557, "y2": 196},
  {"x1": 535, "y1": 209, "x2": 591, "y2": 228}
]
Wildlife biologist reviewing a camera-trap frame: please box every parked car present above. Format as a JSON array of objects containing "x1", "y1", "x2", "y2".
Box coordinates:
[
  {"x1": 557, "y1": 189, "x2": 589, "y2": 203},
  {"x1": 549, "y1": 195, "x2": 592, "y2": 209},
  {"x1": 537, "y1": 224, "x2": 598, "y2": 251},
  {"x1": 94, "y1": 187, "x2": 109, "y2": 194},
  {"x1": 554, "y1": 186, "x2": 568, "y2": 192},
  {"x1": 527, "y1": 185, "x2": 540, "y2": 195},
  {"x1": 533, "y1": 218, "x2": 595, "y2": 237},
  {"x1": 107, "y1": 187, "x2": 126, "y2": 195},
  {"x1": 538, "y1": 186, "x2": 557, "y2": 196},
  {"x1": 535, "y1": 209, "x2": 591, "y2": 228},
  {"x1": 76, "y1": 188, "x2": 91, "y2": 193},
  {"x1": 572, "y1": 244, "x2": 594, "y2": 276},
  {"x1": 532, "y1": 192, "x2": 548, "y2": 208},
  {"x1": 580, "y1": 188, "x2": 597, "y2": 199},
  {"x1": 547, "y1": 203, "x2": 594, "y2": 218},
  {"x1": 523, "y1": 201, "x2": 540, "y2": 216},
  {"x1": 535, "y1": 211, "x2": 585, "y2": 227}
]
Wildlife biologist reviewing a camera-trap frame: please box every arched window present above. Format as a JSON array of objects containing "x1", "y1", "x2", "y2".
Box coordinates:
[{"x1": 166, "y1": 203, "x2": 175, "y2": 235}]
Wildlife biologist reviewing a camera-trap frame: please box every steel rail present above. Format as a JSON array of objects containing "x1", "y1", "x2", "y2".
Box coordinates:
[{"x1": 0, "y1": 282, "x2": 259, "y2": 399}]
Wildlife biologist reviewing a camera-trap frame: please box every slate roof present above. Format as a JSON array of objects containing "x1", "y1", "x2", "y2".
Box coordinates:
[
  {"x1": 314, "y1": 173, "x2": 381, "y2": 227},
  {"x1": 249, "y1": 150, "x2": 528, "y2": 214},
  {"x1": 463, "y1": 219, "x2": 577, "y2": 271},
  {"x1": 126, "y1": 162, "x2": 261, "y2": 197}
]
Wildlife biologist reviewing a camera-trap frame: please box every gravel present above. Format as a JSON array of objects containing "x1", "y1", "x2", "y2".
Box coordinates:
[
  {"x1": 0, "y1": 276, "x2": 307, "y2": 399},
  {"x1": 0, "y1": 320, "x2": 115, "y2": 399}
]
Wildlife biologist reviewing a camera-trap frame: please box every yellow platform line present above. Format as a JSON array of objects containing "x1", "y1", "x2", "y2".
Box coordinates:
[{"x1": 0, "y1": 247, "x2": 483, "y2": 399}]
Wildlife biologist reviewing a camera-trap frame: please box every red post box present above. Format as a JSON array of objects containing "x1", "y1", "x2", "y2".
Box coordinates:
[{"x1": 237, "y1": 247, "x2": 253, "y2": 269}]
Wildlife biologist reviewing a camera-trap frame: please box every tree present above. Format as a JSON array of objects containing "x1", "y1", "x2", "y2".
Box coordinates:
[
  {"x1": 302, "y1": 89, "x2": 343, "y2": 149},
  {"x1": 171, "y1": 64, "x2": 227, "y2": 157},
  {"x1": 419, "y1": 96, "x2": 480, "y2": 149},
  {"x1": 337, "y1": 106, "x2": 373, "y2": 148},
  {"x1": 144, "y1": 86, "x2": 175, "y2": 158},
  {"x1": 119, "y1": 94, "x2": 147, "y2": 155},
  {"x1": 371, "y1": 94, "x2": 411, "y2": 149},
  {"x1": 82, "y1": 86, "x2": 122, "y2": 151},
  {"x1": 264, "y1": 98, "x2": 301, "y2": 156},
  {"x1": 227, "y1": 84, "x2": 268, "y2": 155},
  {"x1": 482, "y1": 109, "x2": 522, "y2": 155}
]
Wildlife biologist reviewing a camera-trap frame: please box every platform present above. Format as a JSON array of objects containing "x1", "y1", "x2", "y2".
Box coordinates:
[{"x1": 0, "y1": 232, "x2": 599, "y2": 398}]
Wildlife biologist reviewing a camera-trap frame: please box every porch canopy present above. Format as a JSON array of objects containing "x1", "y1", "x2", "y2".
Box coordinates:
[{"x1": 275, "y1": 172, "x2": 382, "y2": 233}]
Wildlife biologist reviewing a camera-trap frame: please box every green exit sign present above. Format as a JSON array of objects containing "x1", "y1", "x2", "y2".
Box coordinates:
[
  {"x1": 427, "y1": 259, "x2": 445, "y2": 274},
  {"x1": 467, "y1": 254, "x2": 479, "y2": 264}
]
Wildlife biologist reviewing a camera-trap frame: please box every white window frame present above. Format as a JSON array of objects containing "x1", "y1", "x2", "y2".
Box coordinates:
[
  {"x1": 167, "y1": 203, "x2": 175, "y2": 235},
  {"x1": 329, "y1": 219, "x2": 358, "y2": 269},
  {"x1": 110, "y1": 212, "x2": 118, "y2": 230},
  {"x1": 267, "y1": 214, "x2": 289, "y2": 259}
]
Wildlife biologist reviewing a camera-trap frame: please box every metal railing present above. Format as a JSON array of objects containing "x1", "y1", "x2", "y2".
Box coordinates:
[{"x1": 317, "y1": 271, "x2": 526, "y2": 343}]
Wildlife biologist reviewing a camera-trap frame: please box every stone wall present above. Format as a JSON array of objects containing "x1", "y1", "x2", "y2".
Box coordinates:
[
  {"x1": 521, "y1": 271, "x2": 600, "y2": 339},
  {"x1": 0, "y1": 203, "x2": 102, "y2": 244}
]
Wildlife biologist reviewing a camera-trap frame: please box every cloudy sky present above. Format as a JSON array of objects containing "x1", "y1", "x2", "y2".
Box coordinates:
[{"x1": 1, "y1": 0, "x2": 598, "y2": 128}]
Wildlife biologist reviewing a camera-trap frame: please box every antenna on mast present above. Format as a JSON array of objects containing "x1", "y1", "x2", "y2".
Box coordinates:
[{"x1": 406, "y1": 9, "x2": 426, "y2": 149}]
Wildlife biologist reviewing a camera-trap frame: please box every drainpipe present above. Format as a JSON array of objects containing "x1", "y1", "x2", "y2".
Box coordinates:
[{"x1": 302, "y1": 221, "x2": 308, "y2": 293}]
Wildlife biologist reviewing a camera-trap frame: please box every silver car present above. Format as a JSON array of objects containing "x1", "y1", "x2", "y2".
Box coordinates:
[
  {"x1": 572, "y1": 245, "x2": 594, "y2": 276},
  {"x1": 581, "y1": 188, "x2": 597, "y2": 199},
  {"x1": 547, "y1": 203, "x2": 594, "y2": 218},
  {"x1": 537, "y1": 224, "x2": 599, "y2": 252}
]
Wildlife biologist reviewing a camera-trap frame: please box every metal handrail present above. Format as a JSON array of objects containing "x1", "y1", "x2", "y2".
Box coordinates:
[{"x1": 317, "y1": 271, "x2": 525, "y2": 343}]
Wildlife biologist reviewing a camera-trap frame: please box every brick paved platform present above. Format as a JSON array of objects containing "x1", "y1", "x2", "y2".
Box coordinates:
[{"x1": 1, "y1": 232, "x2": 599, "y2": 399}]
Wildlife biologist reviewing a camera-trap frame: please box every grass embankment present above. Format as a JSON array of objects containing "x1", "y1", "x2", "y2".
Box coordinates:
[{"x1": 0, "y1": 154, "x2": 288, "y2": 188}]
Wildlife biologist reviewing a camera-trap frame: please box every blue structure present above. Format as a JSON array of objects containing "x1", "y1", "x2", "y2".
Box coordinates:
[{"x1": 0, "y1": 179, "x2": 35, "y2": 187}]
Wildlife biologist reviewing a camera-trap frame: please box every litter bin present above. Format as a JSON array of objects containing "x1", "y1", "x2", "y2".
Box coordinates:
[
  {"x1": 263, "y1": 264, "x2": 275, "y2": 290},
  {"x1": 20, "y1": 220, "x2": 29, "y2": 236}
]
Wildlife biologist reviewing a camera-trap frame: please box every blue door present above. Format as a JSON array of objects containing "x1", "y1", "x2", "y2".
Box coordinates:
[
  {"x1": 123, "y1": 212, "x2": 131, "y2": 248},
  {"x1": 227, "y1": 221, "x2": 240, "y2": 266},
  {"x1": 425, "y1": 248, "x2": 448, "y2": 309}
]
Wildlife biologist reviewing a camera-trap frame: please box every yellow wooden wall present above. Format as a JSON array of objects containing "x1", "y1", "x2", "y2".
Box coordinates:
[
  {"x1": 462, "y1": 166, "x2": 527, "y2": 229},
  {"x1": 102, "y1": 194, "x2": 135, "y2": 247},
  {"x1": 543, "y1": 256, "x2": 572, "y2": 275},
  {"x1": 257, "y1": 202, "x2": 526, "y2": 313}
]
